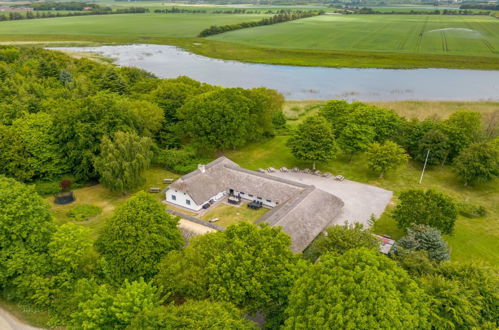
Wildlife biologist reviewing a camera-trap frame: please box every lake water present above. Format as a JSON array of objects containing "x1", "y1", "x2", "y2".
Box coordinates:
[{"x1": 52, "y1": 44, "x2": 499, "y2": 101}]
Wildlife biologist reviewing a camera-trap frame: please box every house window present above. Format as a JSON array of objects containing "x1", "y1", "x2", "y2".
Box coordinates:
[
  {"x1": 240, "y1": 192, "x2": 245, "y2": 195},
  {"x1": 186, "y1": 200, "x2": 191, "y2": 205},
  {"x1": 266, "y1": 199, "x2": 272, "y2": 203},
  {"x1": 248, "y1": 194, "x2": 253, "y2": 197},
  {"x1": 172, "y1": 195, "x2": 176, "y2": 201},
  {"x1": 257, "y1": 197, "x2": 262, "y2": 200}
]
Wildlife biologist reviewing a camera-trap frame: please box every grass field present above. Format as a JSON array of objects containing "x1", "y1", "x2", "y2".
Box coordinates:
[
  {"x1": 0, "y1": 13, "x2": 269, "y2": 38},
  {"x1": 200, "y1": 202, "x2": 268, "y2": 227},
  {"x1": 210, "y1": 14, "x2": 499, "y2": 57},
  {"x1": 0, "y1": 12, "x2": 498, "y2": 69}
]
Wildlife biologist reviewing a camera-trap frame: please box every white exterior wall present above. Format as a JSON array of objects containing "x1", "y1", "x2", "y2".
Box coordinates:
[
  {"x1": 233, "y1": 190, "x2": 277, "y2": 207},
  {"x1": 166, "y1": 189, "x2": 203, "y2": 211}
]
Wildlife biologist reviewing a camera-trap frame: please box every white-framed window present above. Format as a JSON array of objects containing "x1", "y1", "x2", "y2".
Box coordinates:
[{"x1": 172, "y1": 195, "x2": 176, "y2": 201}]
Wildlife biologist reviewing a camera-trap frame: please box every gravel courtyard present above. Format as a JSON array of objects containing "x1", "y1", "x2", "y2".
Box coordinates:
[{"x1": 270, "y1": 172, "x2": 393, "y2": 228}]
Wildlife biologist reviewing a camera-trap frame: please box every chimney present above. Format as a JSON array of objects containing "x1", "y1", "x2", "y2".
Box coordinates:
[{"x1": 198, "y1": 164, "x2": 206, "y2": 173}]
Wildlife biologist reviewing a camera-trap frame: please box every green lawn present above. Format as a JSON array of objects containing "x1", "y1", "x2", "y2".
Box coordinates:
[
  {"x1": 225, "y1": 136, "x2": 499, "y2": 266},
  {"x1": 0, "y1": 13, "x2": 269, "y2": 38},
  {"x1": 48, "y1": 167, "x2": 179, "y2": 239},
  {"x1": 200, "y1": 202, "x2": 268, "y2": 227},
  {"x1": 210, "y1": 15, "x2": 499, "y2": 57}
]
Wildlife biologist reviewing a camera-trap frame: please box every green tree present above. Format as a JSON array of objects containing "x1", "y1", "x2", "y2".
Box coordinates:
[
  {"x1": 397, "y1": 224, "x2": 450, "y2": 261},
  {"x1": 304, "y1": 223, "x2": 379, "y2": 262},
  {"x1": 319, "y1": 100, "x2": 351, "y2": 136},
  {"x1": 93, "y1": 131, "x2": 152, "y2": 194},
  {"x1": 131, "y1": 300, "x2": 257, "y2": 329},
  {"x1": 0, "y1": 176, "x2": 55, "y2": 302},
  {"x1": 287, "y1": 115, "x2": 337, "y2": 169},
  {"x1": 284, "y1": 249, "x2": 430, "y2": 329},
  {"x1": 337, "y1": 123, "x2": 375, "y2": 160},
  {"x1": 156, "y1": 223, "x2": 299, "y2": 314},
  {"x1": 420, "y1": 275, "x2": 482, "y2": 329},
  {"x1": 366, "y1": 140, "x2": 409, "y2": 178},
  {"x1": 177, "y1": 88, "x2": 256, "y2": 150},
  {"x1": 393, "y1": 189, "x2": 457, "y2": 234},
  {"x1": 52, "y1": 93, "x2": 140, "y2": 181},
  {"x1": 349, "y1": 103, "x2": 403, "y2": 142},
  {"x1": 71, "y1": 279, "x2": 162, "y2": 329},
  {"x1": 0, "y1": 113, "x2": 66, "y2": 181},
  {"x1": 437, "y1": 262, "x2": 498, "y2": 326},
  {"x1": 415, "y1": 128, "x2": 450, "y2": 165},
  {"x1": 442, "y1": 110, "x2": 482, "y2": 160},
  {"x1": 454, "y1": 140, "x2": 499, "y2": 186},
  {"x1": 96, "y1": 192, "x2": 183, "y2": 283}
]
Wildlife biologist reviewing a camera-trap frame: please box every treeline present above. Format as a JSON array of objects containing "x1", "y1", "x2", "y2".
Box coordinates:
[
  {"x1": 28, "y1": 2, "x2": 101, "y2": 11},
  {"x1": 199, "y1": 10, "x2": 323, "y2": 37},
  {"x1": 336, "y1": 7, "x2": 492, "y2": 15},
  {"x1": 290, "y1": 100, "x2": 498, "y2": 186},
  {"x1": 0, "y1": 7, "x2": 148, "y2": 22},
  {"x1": 460, "y1": 3, "x2": 499, "y2": 10},
  {"x1": 0, "y1": 47, "x2": 284, "y2": 189},
  {"x1": 154, "y1": 7, "x2": 208, "y2": 14}
]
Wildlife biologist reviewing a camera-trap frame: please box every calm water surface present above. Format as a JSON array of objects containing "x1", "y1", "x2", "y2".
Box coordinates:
[{"x1": 52, "y1": 44, "x2": 499, "y2": 101}]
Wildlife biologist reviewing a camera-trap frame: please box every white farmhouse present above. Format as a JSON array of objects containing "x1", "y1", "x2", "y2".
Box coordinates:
[{"x1": 166, "y1": 157, "x2": 345, "y2": 252}]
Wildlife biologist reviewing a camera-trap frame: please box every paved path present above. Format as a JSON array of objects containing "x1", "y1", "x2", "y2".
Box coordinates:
[
  {"x1": 270, "y1": 172, "x2": 393, "y2": 228},
  {"x1": 0, "y1": 308, "x2": 41, "y2": 330}
]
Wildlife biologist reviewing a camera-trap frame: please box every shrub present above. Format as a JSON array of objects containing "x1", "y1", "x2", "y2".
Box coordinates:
[
  {"x1": 34, "y1": 181, "x2": 61, "y2": 196},
  {"x1": 67, "y1": 204, "x2": 102, "y2": 221},
  {"x1": 153, "y1": 148, "x2": 211, "y2": 174},
  {"x1": 457, "y1": 202, "x2": 487, "y2": 218}
]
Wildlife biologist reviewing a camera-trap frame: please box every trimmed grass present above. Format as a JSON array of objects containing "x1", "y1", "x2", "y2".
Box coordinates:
[
  {"x1": 200, "y1": 202, "x2": 268, "y2": 227},
  {"x1": 48, "y1": 167, "x2": 179, "y2": 239},
  {"x1": 225, "y1": 136, "x2": 499, "y2": 266},
  {"x1": 210, "y1": 15, "x2": 499, "y2": 57}
]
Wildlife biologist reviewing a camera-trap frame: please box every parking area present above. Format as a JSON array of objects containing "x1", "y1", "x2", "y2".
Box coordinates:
[{"x1": 270, "y1": 172, "x2": 393, "y2": 228}]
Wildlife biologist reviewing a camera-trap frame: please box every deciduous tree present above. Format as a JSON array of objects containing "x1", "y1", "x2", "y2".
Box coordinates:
[
  {"x1": 284, "y1": 249, "x2": 430, "y2": 329},
  {"x1": 93, "y1": 131, "x2": 152, "y2": 194},
  {"x1": 393, "y1": 189, "x2": 457, "y2": 234},
  {"x1": 96, "y1": 192, "x2": 183, "y2": 283},
  {"x1": 366, "y1": 140, "x2": 409, "y2": 178},
  {"x1": 442, "y1": 110, "x2": 482, "y2": 160},
  {"x1": 156, "y1": 223, "x2": 299, "y2": 315},
  {"x1": 287, "y1": 115, "x2": 337, "y2": 169},
  {"x1": 454, "y1": 140, "x2": 499, "y2": 186},
  {"x1": 131, "y1": 300, "x2": 257, "y2": 329},
  {"x1": 304, "y1": 223, "x2": 379, "y2": 262},
  {"x1": 337, "y1": 123, "x2": 375, "y2": 160}
]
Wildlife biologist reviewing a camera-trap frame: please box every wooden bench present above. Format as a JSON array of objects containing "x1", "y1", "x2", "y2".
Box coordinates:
[
  {"x1": 149, "y1": 187, "x2": 161, "y2": 193},
  {"x1": 163, "y1": 178, "x2": 174, "y2": 184}
]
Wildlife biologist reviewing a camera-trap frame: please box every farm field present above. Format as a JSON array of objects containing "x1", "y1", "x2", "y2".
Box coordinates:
[
  {"x1": 0, "y1": 13, "x2": 270, "y2": 38},
  {"x1": 210, "y1": 14, "x2": 499, "y2": 57}
]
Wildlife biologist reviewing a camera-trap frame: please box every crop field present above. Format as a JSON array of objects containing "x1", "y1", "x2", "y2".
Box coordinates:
[
  {"x1": 0, "y1": 13, "x2": 270, "y2": 38},
  {"x1": 210, "y1": 15, "x2": 499, "y2": 57}
]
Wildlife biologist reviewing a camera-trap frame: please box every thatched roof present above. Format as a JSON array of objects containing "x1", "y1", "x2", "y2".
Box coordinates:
[{"x1": 168, "y1": 156, "x2": 344, "y2": 252}]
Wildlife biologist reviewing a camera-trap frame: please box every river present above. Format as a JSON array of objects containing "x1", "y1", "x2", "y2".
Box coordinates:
[{"x1": 52, "y1": 44, "x2": 499, "y2": 101}]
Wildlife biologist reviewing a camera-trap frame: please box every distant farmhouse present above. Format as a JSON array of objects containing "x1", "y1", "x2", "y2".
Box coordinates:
[{"x1": 166, "y1": 157, "x2": 344, "y2": 252}]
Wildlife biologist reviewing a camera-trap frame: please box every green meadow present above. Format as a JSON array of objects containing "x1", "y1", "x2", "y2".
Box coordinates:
[
  {"x1": 210, "y1": 14, "x2": 499, "y2": 57},
  {"x1": 0, "y1": 13, "x2": 269, "y2": 38},
  {"x1": 0, "y1": 10, "x2": 498, "y2": 68}
]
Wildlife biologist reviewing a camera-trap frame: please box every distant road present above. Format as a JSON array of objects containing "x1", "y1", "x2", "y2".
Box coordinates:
[{"x1": 0, "y1": 308, "x2": 41, "y2": 330}]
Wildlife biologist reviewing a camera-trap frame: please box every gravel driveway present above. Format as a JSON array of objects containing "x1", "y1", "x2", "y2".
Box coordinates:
[{"x1": 270, "y1": 172, "x2": 393, "y2": 228}]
